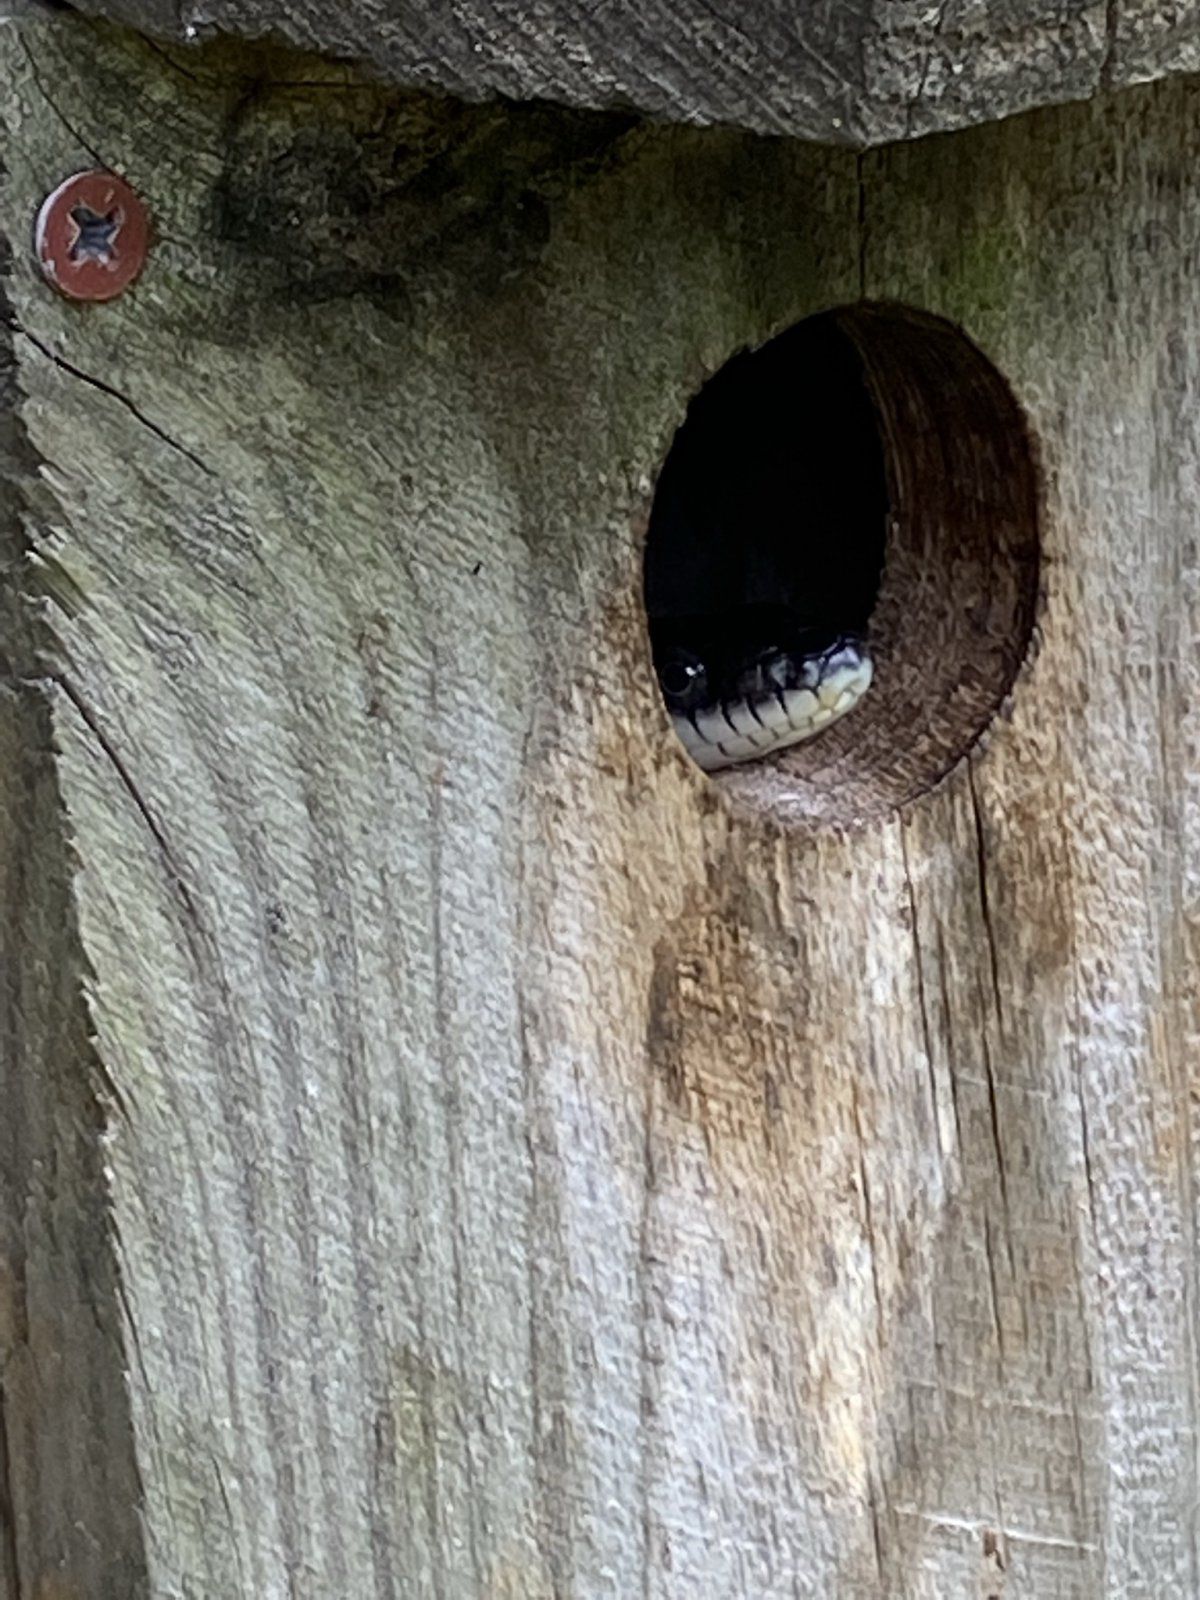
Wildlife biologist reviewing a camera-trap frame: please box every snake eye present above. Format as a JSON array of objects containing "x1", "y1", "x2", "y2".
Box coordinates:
[{"x1": 657, "y1": 649, "x2": 708, "y2": 710}]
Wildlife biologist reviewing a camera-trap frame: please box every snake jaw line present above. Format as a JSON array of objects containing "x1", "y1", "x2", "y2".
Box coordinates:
[{"x1": 675, "y1": 651, "x2": 873, "y2": 772}]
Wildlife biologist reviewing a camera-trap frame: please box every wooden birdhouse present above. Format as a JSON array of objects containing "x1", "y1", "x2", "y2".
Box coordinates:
[{"x1": 1, "y1": 2, "x2": 1195, "y2": 1593}]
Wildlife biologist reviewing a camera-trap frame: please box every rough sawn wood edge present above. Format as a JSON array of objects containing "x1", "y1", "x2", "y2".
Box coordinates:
[{"x1": 62, "y1": 0, "x2": 1126, "y2": 149}]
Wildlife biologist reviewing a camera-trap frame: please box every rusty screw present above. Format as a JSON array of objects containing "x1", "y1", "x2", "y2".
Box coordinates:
[{"x1": 34, "y1": 170, "x2": 149, "y2": 303}]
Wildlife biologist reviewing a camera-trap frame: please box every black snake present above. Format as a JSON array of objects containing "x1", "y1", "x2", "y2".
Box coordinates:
[{"x1": 650, "y1": 607, "x2": 873, "y2": 771}]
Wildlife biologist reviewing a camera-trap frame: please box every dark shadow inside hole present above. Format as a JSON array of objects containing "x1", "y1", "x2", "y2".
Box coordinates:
[
  {"x1": 645, "y1": 315, "x2": 889, "y2": 711},
  {"x1": 643, "y1": 302, "x2": 1041, "y2": 826}
]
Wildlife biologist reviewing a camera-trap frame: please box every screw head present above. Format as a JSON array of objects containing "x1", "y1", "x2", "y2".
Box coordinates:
[{"x1": 34, "y1": 170, "x2": 149, "y2": 303}]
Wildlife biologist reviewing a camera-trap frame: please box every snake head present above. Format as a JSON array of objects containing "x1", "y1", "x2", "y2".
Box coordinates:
[{"x1": 650, "y1": 612, "x2": 874, "y2": 771}]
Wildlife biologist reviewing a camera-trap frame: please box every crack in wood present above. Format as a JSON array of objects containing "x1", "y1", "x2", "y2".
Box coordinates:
[
  {"x1": 16, "y1": 326, "x2": 214, "y2": 475},
  {"x1": 17, "y1": 29, "x2": 107, "y2": 164},
  {"x1": 967, "y1": 761, "x2": 1005, "y2": 1029},
  {"x1": 900, "y1": 821, "x2": 939, "y2": 1139},
  {"x1": 52, "y1": 672, "x2": 204, "y2": 926}
]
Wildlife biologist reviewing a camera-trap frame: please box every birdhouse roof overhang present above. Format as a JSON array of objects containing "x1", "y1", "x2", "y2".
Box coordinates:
[{"x1": 77, "y1": 0, "x2": 1175, "y2": 146}]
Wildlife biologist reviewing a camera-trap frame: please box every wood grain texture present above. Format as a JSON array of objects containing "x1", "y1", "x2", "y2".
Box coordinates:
[
  {"x1": 72, "y1": 0, "x2": 1200, "y2": 149},
  {"x1": 71, "y1": 0, "x2": 1112, "y2": 148},
  {"x1": 1, "y1": 12, "x2": 1198, "y2": 1597}
]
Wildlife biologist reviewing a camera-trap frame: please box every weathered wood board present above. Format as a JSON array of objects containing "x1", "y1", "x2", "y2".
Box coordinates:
[
  {"x1": 64, "y1": 0, "x2": 1200, "y2": 150},
  {"x1": 1, "y1": 10, "x2": 1198, "y2": 1597},
  {"x1": 73, "y1": 0, "x2": 1115, "y2": 149}
]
